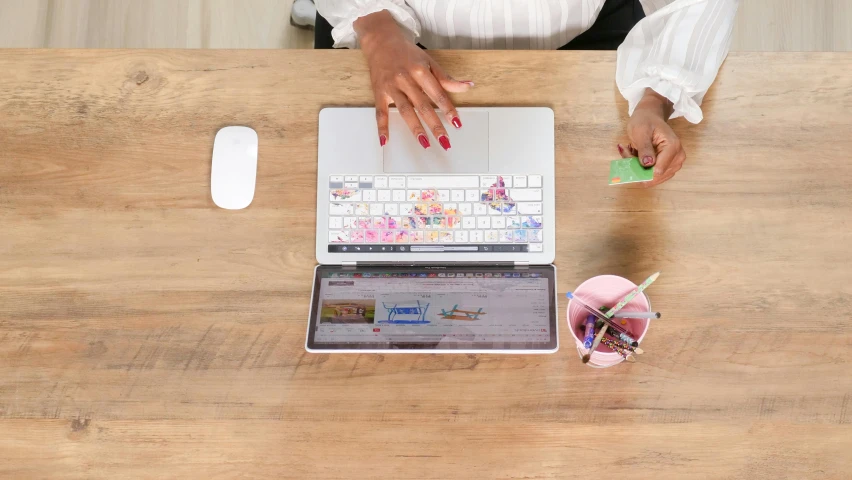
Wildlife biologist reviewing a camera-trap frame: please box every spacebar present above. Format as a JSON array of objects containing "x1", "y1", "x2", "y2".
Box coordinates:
[
  {"x1": 411, "y1": 246, "x2": 479, "y2": 252},
  {"x1": 406, "y1": 176, "x2": 479, "y2": 188}
]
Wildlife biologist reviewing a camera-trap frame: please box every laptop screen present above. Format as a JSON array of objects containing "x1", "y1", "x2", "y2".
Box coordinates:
[{"x1": 306, "y1": 265, "x2": 558, "y2": 352}]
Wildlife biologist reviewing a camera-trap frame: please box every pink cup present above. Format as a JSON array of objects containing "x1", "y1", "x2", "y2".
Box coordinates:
[{"x1": 567, "y1": 275, "x2": 651, "y2": 368}]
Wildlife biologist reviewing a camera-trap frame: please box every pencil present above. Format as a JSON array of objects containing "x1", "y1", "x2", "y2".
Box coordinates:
[
  {"x1": 582, "y1": 324, "x2": 609, "y2": 364},
  {"x1": 605, "y1": 272, "x2": 660, "y2": 319}
]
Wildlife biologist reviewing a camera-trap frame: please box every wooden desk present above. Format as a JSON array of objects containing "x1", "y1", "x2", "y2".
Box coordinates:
[{"x1": 1, "y1": 50, "x2": 851, "y2": 479}]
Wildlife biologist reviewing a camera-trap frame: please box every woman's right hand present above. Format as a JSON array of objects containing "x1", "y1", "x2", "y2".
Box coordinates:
[{"x1": 354, "y1": 10, "x2": 473, "y2": 150}]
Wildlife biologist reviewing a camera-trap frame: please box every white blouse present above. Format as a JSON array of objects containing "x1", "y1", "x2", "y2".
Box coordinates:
[{"x1": 315, "y1": 0, "x2": 740, "y2": 123}]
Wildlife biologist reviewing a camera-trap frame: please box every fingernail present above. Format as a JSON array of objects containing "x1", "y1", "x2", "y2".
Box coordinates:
[
  {"x1": 438, "y1": 135, "x2": 451, "y2": 151},
  {"x1": 617, "y1": 144, "x2": 625, "y2": 155},
  {"x1": 418, "y1": 134, "x2": 430, "y2": 149},
  {"x1": 460, "y1": 80, "x2": 475, "y2": 87},
  {"x1": 452, "y1": 117, "x2": 462, "y2": 129},
  {"x1": 379, "y1": 134, "x2": 387, "y2": 147},
  {"x1": 642, "y1": 155, "x2": 654, "y2": 166}
]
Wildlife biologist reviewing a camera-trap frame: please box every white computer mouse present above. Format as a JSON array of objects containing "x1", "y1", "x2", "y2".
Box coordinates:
[{"x1": 211, "y1": 126, "x2": 258, "y2": 210}]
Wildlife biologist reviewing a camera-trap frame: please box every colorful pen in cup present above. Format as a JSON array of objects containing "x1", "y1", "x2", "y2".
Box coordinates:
[{"x1": 582, "y1": 315, "x2": 596, "y2": 349}]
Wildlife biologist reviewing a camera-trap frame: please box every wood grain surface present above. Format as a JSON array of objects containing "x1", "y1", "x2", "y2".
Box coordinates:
[{"x1": 1, "y1": 50, "x2": 851, "y2": 479}]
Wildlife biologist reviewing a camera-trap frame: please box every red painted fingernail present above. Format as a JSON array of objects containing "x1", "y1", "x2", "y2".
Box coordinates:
[
  {"x1": 379, "y1": 134, "x2": 387, "y2": 147},
  {"x1": 418, "y1": 134, "x2": 430, "y2": 149},
  {"x1": 617, "y1": 144, "x2": 625, "y2": 155},
  {"x1": 642, "y1": 155, "x2": 654, "y2": 166},
  {"x1": 452, "y1": 117, "x2": 462, "y2": 129},
  {"x1": 439, "y1": 135, "x2": 451, "y2": 151}
]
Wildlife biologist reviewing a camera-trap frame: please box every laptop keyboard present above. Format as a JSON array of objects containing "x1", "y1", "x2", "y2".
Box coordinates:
[{"x1": 326, "y1": 174, "x2": 544, "y2": 254}]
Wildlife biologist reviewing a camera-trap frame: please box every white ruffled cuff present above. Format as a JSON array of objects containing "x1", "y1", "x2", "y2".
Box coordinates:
[
  {"x1": 620, "y1": 67, "x2": 706, "y2": 124},
  {"x1": 330, "y1": 2, "x2": 420, "y2": 49}
]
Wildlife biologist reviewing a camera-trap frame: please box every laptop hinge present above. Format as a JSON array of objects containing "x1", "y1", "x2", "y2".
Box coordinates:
[
  {"x1": 513, "y1": 261, "x2": 529, "y2": 268},
  {"x1": 341, "y1": 261, "x2": 357, "y2": 268}
]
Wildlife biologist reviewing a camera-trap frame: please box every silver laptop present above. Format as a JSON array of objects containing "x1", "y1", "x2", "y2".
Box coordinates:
[{"x1": 307, "y1": 107, "x2": 558, "y2": 353}]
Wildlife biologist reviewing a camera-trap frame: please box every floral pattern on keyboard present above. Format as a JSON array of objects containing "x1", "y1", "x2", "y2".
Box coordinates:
[{"x1": 327, "y1": 175, "x2": 543, "y2": 248}]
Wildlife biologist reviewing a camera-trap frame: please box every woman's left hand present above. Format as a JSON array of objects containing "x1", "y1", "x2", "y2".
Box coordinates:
[{"x1": 618, "y1": 90, "x2": 686, "y2": 186}]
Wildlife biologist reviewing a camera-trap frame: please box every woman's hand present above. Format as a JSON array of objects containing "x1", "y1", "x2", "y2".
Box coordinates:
[
  {"x1": 355, "y1": 10, "x2": 473, "y2": 149},
  {"x1": 618, "y1": 89, "x2": 686, "y2": 186}
]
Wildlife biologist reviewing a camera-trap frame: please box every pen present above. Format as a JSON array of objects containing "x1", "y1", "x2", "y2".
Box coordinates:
[
  {"x1": 612, "y1": 311, "x2": 661, "y2": 319},
  {"x1": 582, "y1": 315, "x2": 596, "y2": 349},
  {"x1": 604, "y1": 272, "x2": 660, "y2": 319}
]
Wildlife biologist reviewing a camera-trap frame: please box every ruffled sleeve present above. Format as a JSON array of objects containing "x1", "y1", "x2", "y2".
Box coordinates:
[
  {"x1": 315, "y1": 0, "x2": 420, "y2": 49},
  {"x1": 616, "y1": 0, "x2": 740, "y2": 123}
]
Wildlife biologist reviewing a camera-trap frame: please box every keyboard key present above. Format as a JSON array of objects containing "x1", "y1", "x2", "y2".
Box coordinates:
[
  {"x1": 382, "y1": 230, "x2": 395, "y2": 243},
  {"x1": 451, "y1": 190, "x2": 464, "y2": 201},
  {"x1": 514, "y1": 230, "x2": 528, "y2": 242},
  {"x1": 355, "y1": 203, "x2": 370, "y2": 216},
  {"x1": 488, "y1": 204, "x2": 502, "y2": 215},
  {"x1": 407, "y1": 190, "x2": 420, "y2": 201},
  {"x1": 447, "y1": 216, "x2": 461, "y2": 229},
  {"x1": 407, "y1": 176, "x2": 478, "y2": 188},
  {"x1": 455, "y1": 231, "x2": 468, "y2": 243},
  {"x1": 389, "y1": 176, "x2": 406, "y2": 188},
  {"x1": 430, "y1": 217, "x2": 446, "y2": 229},
  {"x1": 329, "y1": 231, "x2": 349, "y2": 243},
  {"x1": 357, "y1": 217, "x2": 371, "y2": 229},
  {"x1": 411, "y1": 231, "x2": 424, "y2": 243},
  {"x1": 508, "y1": 189, "x2": 542, "y2": 201},
  {"x1": 392, "y1": 190, "x2": 405, "y2": 202},
  {"x1": 473, "y1": 203, "x2": 487, "y2": 215},
  {"x1": 373, "y1": 217, "x2": 387, "y2": 229},
  {"x1": 459, "y1": 203, "x2": 473, "y2": 215},
  {"x1": 529, "y1": 243, "x2": 543, "y2": 252},
  {"x1": 480, "y1": 175, "x2": 498, "y2": 187},
  {"x1": 507, "y1": 216, "x2": 521, "y2": 228},
  {"x1": 428, "y1": 203, "x2": 443, "y2": 215},
  {"x1": 329, "y1": 217, "x2": 343, "y2": 229},
  {"x1": 492, "y1": 217, "x2": 506, "y2": 229},
  {"x1": 441, "y1": 231, "x2": 454, "y2": 243},
  {"x1": 343, "y1": 217, "x2": 357, "y2": 229},
  {"x1": 395, "y1": 230, "x2": 409, "y2": 243},
  {"x1": 513, "y1": 175, "x2": 527, "y2": 188},
  {"x1": 470, "y1": 230, "x2": 484, "y2": 243},
  {"x1": 462, "y1": 217, "x2": 476, "y2": 229},
  {"x1": 499, "y1": 230, "x2": 513, "y2": 242},
  {"x1": 414, "y1": 204, "x2": 429, "y2": 215},
  {"x1": 529, "y1": 229, "x2": 543, "y2": 242},
  {"x1": 477, "y1": 217, "x2": 491, "y2": 229},
  {"x1": 529, "y1": 175, "x2": 542, "y2": 188},
  {"x1": 517, "y1": 202, "x2": 543, "y2": 215},
  {"x1": 384, "y1": 204, "x2": 398, "y2": 215},
  {"x1": 344, "y1": 182, "x2": 358, "y2": 188},
  {"x1": 329, "y1": 175, "x2": 344, "y2": 183},
  {"x1": 329, "y1": 203, "x2": 353, "y2": 215},
  {"x1": 522, "y1": 216, "x2": 543, "y2": 228},
  {"x1": 344, "y1": 175, "x2": 357, "y2": 182},
  {"x1": 350, "y1": 230, "x2": 364, "y2": 243},
  {"x1": 400, "y1": 203, "x2": 414, "y2": 215},
  {"x1": 330, "y1": 189, "x2": 361, "y2": 201},
  {"x1": 426, "y1": 231, "x2": 440, "y2": 243},
  {"x1": 503, "y1": 203, "x2": 518, "y2": 215},
  {"x1": 465, "y1": 190, "x2": 479, "y2": 201},
  {"x1": 502, "y1": 176, "x2": 513, "y2": 188},
  {"x1": 362, "y1": 189, "x2": 377, "y2": 202},
  {"x1": 438, "y1": 190, "x2": 450, "y2": 201},
  {"x1": 374, "y1": 176, "x2": 388, "y2": 188},
  {"x1": 485, "y1": 230, "x2": 499, "y2": 242},
  {"x1": 377, "y1": 190, "x2": 391, "y2": 202},
  {"x1": 359, "y1": 176, "x2": 372, "y2": 184},
  {"x1": 365, "y1": 230, "x2": 379, "y2": 243},
  {"x1": 443, "y1": 203, "x2": 459, "y2": 215},
  {"x1": 421, "y1": 189, "x2": 438, "y2": 201},
  {"x1": 369, "y1": 204, "x2": 383, "y2": 216}
]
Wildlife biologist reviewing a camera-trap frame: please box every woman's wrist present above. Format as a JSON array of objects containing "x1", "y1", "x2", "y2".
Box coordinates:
[
  {"x1": 354, "y1": 10, "x2": 402, "y2": 50},
  {"x1": 637, "y1": 89, "x2": 673, "y2": 119}
]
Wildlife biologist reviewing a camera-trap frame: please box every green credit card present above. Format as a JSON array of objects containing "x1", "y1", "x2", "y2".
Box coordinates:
[{"x1": 609, "y1": 157, "x2": 654, "y2": 185}]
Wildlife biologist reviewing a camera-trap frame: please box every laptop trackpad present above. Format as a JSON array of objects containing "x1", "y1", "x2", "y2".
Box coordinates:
[{"x1": 383, "y1": 111, "x2": 489, "y2": 173}]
